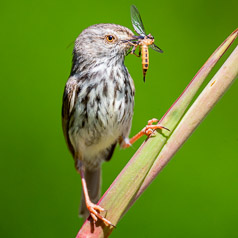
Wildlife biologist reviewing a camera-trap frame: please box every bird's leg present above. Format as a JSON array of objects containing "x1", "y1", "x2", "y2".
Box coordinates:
[
  {"x1": 121, "y1": 118, "x2": 170, "y2": 148},
  {"x1": 79, "y1": 167, "x2": 114, "y2": 227}
]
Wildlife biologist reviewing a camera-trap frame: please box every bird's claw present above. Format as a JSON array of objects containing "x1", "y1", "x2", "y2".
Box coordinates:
[
  {"x1": 142, "y1": 118, "x2": 170, "y2": 136},
  {"x1": 87, "y1": 202, "x2": 115, "y2": 227}
]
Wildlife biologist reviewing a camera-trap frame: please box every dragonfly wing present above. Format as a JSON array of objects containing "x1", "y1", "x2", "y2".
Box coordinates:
[
  {"x1": 149, "y1": 43, "x2": 163, "y2": 53},
  {"x1": 130, "y1": 5, "x2": 146, "y2": 36}
]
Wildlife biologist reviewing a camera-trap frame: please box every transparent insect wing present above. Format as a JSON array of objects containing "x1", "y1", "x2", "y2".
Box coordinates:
[
  {"x1": 130, "y1": 5, "x2": 146, "y2": 36},
  {"x1": 149, "y1": 43, "x2": 163, "y2": 53}
]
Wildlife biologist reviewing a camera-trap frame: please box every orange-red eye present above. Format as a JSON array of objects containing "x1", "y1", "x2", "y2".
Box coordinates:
[{"x1": 106, "y1": 35, "x2": 115, "y2": 42}]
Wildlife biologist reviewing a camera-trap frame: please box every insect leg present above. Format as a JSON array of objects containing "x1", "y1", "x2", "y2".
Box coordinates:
[
  {"x1": 126, "y1": 41, "x2": 138, "y2": 55},
  {"x1": 138, "y1": 45, "x2": 141, "y2": 57},
  {"x1": 131, "y1": 44, "x2": 141, "y2": 57}
]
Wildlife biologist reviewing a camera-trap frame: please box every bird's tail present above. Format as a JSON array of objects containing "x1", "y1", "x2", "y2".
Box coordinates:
[{"x1": 79, "y1": 167, "x2": 101, "y2": 220}]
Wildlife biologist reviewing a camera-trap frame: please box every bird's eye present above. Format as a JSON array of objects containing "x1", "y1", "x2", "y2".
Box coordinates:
[{"x1": 106, "y1": 35, "x2": 115, "y2": 43}]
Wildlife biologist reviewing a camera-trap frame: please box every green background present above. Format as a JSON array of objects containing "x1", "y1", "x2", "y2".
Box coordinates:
[{"x1": 1, "y1": 0, "x2": 237, "y2": 237}]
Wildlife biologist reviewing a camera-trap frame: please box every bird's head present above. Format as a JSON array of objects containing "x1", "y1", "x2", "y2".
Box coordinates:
[{"x1": 73, "y1": 24, "x2": 136, "y2": 63}]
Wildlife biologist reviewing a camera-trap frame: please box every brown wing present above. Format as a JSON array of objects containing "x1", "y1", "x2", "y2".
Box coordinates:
[
  {"x1": 62, "y1": 77, "x2": 78, "y2": 157},
  {"x1": 104, "y1": 142, "x2": 117, "y2": 161}
]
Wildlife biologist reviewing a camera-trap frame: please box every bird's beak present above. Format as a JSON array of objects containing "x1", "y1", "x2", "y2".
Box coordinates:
[
  {"x1": 122, "y1": 35, "x2": 142, "y2": 44},
  {"x1": 132, "y1": 35, "x2": 144, "y2": 40},
  {"x1": 128, "y1": 35, "x2": 143, "y2": 43}
]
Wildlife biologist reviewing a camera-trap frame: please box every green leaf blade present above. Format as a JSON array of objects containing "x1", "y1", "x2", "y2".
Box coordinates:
[{"x1": 76, "y1": 29, "x2": 238, "y2": 238}]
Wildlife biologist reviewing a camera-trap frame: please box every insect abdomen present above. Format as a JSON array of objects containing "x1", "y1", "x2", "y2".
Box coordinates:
[{"x1": 142, "y1": 45, "x2": 149, "y2": 81}]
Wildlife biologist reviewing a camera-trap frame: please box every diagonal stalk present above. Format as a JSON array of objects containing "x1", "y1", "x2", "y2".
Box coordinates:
[
  {"x1": 76, "y1": 29, "x2": 237, "y2": 238},
  {"x1": 130, "y1": 44, "x2": 238, "y2": 207}
]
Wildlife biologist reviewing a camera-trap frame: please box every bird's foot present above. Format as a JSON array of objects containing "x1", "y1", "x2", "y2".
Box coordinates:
[
  {"x1": 86, "y1": 201, "x2": 115, "y2": 227},
  {"x1": 142, "y1": 118, "x2": 170, "y2": 136},
  {"x1": 121, "y1": 118, "x2": 170, "y2": 148}
]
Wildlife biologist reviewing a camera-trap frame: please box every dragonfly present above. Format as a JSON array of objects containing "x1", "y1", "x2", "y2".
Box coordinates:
[{"x1": 130, "y1": 5, "x2": 163, "y2": 81}]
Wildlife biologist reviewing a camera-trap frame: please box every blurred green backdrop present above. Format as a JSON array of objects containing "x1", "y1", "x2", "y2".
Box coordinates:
[{"x1": 1, "y1": 0, "x2": 237, "y2": 237}]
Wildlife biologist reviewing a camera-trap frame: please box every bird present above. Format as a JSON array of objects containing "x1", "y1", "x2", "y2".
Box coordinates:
[{"x1": 62, "y1": 23, "x2": 167, "y2": 226}]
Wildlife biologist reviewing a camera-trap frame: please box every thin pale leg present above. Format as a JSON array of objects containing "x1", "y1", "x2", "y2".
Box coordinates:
[
  {"x1": 131, "y1": 45, "x2": 141, "y2": 57},
  {"x1": 127, "y1": 41, "x2": 141, "y2": 57},
  {"x1": 79, "y1": 167, "x2": 115, "y2": 227},
  {"x1": 122, "y1": 118, "x2": 170, "y2": 148}
]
